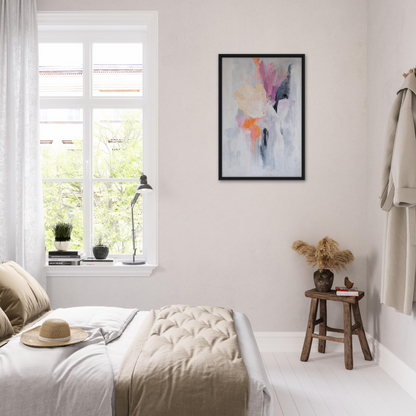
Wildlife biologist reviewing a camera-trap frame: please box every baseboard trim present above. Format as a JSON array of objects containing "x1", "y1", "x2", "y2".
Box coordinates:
[
  {"x1": 367, "y1": 334, "x2": 416, "y2": 402},
  {"x1": 254, "y1": 331, "x2": 416, "y2": 402}
]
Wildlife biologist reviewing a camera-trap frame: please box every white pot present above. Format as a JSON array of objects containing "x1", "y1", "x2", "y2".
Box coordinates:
[{"x1": 54, "y1": 241, "x2": 71, "y2": 251}]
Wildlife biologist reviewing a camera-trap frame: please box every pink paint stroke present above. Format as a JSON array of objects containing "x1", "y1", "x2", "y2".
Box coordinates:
[{"x1": 259, "y1": 60, "x2": 287, "y2": 103}]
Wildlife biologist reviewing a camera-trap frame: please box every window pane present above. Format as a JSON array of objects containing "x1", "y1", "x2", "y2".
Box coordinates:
[
  {"x1": 43, "y1": 182, "x2": 83, "y2": 251},
  {"x1": 39, "y1": 44, "x2": 83, "y2": 96},
  {"x1": 40, "y1": 109, "x2": 83, "y2": 178},
  {"x1": 93, "y1": 43, "x2": 143, "y2": 96},
  {"x1": 93, "y1": 109, "x2": 142, "y2": 178},
  {"x1": 93, "y1": 182, "x2": 142, "y2": 254}
]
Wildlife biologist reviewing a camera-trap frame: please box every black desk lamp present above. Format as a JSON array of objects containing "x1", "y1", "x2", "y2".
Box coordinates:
[{"x1": 123, "y1": 173, "x2": 153, "y2": 265}]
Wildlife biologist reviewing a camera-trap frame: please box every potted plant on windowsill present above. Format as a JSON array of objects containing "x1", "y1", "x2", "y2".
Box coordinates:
[
  {"x1": 53, "y1": 222, "x2": 73, "y2": 251},
  {"x1": 93, "y1": 233, "x2": 109, "y2": 260},
  {"x1": 292, "y1": 236, "x2": 354, "y2": 292}
]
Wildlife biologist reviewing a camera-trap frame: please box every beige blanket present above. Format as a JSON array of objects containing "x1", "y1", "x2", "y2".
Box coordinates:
[{"x1": 116, "y1": 305, "x2": 249, "y2": 416}]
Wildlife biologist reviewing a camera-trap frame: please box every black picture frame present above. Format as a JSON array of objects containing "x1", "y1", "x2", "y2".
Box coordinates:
[{"x1": 219, "y1": 54, "x2": 305, "y2": 180}]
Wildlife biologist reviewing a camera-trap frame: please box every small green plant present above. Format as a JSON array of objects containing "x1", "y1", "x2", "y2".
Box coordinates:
[
  {"x1": 52, "y1": 222, "x2": 73, "y2": 242},
  {"x1": 94, "y1": 231, "x2": 107, "y2": 246}
]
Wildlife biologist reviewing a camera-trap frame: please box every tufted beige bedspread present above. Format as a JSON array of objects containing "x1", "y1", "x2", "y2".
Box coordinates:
[{"x1": 115, "y1": 305, "x2": 249, "y2": 416}]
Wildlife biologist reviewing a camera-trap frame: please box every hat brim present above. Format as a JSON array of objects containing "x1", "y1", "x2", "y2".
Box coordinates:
[{"x1": 20, "y1": 326, "x2": 89, "y2": 348}]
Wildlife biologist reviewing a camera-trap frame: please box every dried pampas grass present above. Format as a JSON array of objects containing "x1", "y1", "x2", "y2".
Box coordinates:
[{"x1": 292, "y1": 236, "x2": 354, "y2": 272}]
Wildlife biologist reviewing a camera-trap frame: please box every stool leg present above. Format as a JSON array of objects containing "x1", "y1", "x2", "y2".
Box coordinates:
[
  {"x1": 352, "y1": 303, "x2": 372, "y2": 361},
  {"x1": 301, "y1": 298, "x2": 318, "y2": 362},
  {"x1": 343, "y1": 302, "x2": 353, "y2": 370},
  {"x1": 318, "y1": 299, "x2": 327, "y2": 353}
]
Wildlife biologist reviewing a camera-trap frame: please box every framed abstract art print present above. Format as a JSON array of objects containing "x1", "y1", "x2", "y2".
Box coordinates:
[{"x1": 219, "y1": 54, "x2": 305, "y2": 180}]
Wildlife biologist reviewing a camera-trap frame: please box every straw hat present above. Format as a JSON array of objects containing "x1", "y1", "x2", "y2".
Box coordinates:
[{"x1": 21, "y1": 318, "x2": 88, "y2": 347}]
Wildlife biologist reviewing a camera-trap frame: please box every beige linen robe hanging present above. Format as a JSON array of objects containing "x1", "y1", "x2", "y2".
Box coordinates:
[{"x1": 380, "y1": 74, "x2": 416, "y2": 315}]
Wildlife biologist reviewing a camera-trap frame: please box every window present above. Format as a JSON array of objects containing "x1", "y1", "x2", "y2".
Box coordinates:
[{"x1": 38, "y1": 12, "x2": 158, "y2": 272}]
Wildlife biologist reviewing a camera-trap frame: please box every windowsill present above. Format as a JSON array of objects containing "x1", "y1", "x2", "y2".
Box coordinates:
[{"x1": 45, "y1": 263, "x2": 157, "y2": 277}]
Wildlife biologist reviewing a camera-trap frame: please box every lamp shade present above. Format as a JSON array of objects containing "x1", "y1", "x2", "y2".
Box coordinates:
[{"x1": 136, "y1": 173, "x2": 153, "y2": 194}]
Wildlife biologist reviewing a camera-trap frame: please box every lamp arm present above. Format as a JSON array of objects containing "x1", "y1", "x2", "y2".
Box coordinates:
[
  {"x1": 130, "y1": 194, "x2": 141, "y2": 263},
  {"x1": 131, "y1": 193, "x2": 140, "y2": 207}
]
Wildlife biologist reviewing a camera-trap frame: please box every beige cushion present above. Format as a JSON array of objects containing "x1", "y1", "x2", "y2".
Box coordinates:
[
  {"x1": 0, "y1": 261, "x2": 50, "y2": 333},
  {"x1": 0, "y1": 307, "x2": 13, "y2": 346}
]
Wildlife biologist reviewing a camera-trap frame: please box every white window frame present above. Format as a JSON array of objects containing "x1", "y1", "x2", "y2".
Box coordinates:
[{"x1": 39, "y1": 12, "x2": 158, "y2": 277}]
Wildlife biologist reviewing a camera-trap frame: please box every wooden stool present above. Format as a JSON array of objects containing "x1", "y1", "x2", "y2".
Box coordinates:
[{"x1": 300, "y1": 289, "x2": 372, "y2": 370}]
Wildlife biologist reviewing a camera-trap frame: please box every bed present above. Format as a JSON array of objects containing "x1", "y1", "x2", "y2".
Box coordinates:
[{"x1": 0, "y1": 261, "x2": 272, "y2": 416}]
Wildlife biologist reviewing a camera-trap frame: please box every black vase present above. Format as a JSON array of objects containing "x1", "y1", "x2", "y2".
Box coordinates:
[
  {"x1": 313, "y1": 269, "x2": 334, "y2": 292},
  {"x1": 93, "y1": 245, "x2": 109, "y2": 260}
]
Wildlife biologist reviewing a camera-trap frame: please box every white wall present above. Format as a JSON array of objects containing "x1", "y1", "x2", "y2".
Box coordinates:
[
  {"x1": 38, "y1": 0, "x2": 368, "y2": 332},
  {"x1": 367, "y1": 0, "x2": 416, "y2": 372}
]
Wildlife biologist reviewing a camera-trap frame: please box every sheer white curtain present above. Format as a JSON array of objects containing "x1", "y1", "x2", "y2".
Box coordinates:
[{"x1": 0, "y1": 0, "x2": 45, "y2": 285}]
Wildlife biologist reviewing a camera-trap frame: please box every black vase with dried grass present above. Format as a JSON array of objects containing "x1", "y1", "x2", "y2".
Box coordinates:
[{"x1": 292, "y1": 236, "x2": 354, "y2": 292}]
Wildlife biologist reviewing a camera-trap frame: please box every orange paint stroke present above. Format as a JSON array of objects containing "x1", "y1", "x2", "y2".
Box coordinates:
[
  {"x1": 237, "y1": 115, "x2": 262, "y2": 142},
  {"x1": 242, "y1": 117, "x2": 262, "y2": 142}
]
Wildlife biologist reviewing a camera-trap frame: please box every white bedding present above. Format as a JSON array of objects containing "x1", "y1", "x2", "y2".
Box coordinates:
[
  {"x1": 0, "y1": 307, "x2": 272, "y2": 416},
  {"x1": 0, "y1": 306, "x2": 137, "y2": 416}
]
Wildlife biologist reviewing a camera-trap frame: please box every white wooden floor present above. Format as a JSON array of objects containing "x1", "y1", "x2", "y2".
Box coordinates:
[{"x1": 261, "y1": 351, "x2": 416, "y2": 416}]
